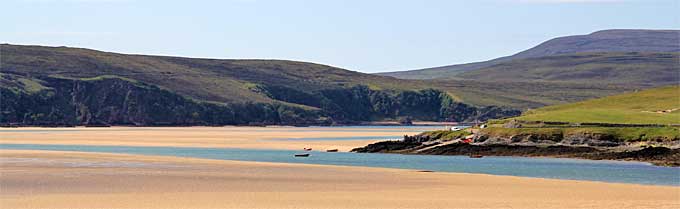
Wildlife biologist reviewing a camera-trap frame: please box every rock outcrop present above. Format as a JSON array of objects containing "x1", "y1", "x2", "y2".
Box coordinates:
[{"x1": 352, "y1": 128, "x2": 680, "y2": 166}]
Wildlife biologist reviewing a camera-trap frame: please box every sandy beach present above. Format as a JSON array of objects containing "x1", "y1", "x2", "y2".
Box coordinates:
[
  {"x1": 0, "y1": 126, "x2": 422, "y2": 152},
  {"x1": 2, "y1": 127, "x2": 679, "y2": 208},
  {"x1": 1, "y1": 150, "x2": 678, "y2": 209}
]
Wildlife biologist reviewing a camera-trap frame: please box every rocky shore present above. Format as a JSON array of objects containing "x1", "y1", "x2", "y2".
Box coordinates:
[{"x1": 352, "y1": 128, "x2": 680, "y2": 167}]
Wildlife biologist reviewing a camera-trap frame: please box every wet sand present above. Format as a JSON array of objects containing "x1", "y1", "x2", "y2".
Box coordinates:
[
  {"x1": 1, "y1": 150, "x2": 679, "y2": 209},
  {"x1": 0, "y1": 126, "x2": 425, "y2": 152}
]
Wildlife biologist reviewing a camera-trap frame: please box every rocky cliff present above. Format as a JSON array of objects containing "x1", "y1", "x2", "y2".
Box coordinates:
[{"x1": 0, "y1": 74, "x2": 520, "y2": 126}]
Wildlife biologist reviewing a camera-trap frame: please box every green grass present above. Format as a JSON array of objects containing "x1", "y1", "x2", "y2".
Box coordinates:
[
  {"x1": 422, "y1": 129, "x2": 471, "y2": 140},
  {"x1": 0, "y1": 74, "x2": 51, "y2": 94},
  {"x1": 73, "y1": 75, "x2": 139, "y2": 83},
  {"x1": 480, "y1": 127, "x2": 680, "y2": 142},
  {"x1": 422, "y1": 126, "x2": 680, "y2": 142},
  {"x1": 513, "y1": 85, "x2": 680, "y2": 125},
  {"x1": 17, "y1": 78, "x2": 50, "y2": 93}
]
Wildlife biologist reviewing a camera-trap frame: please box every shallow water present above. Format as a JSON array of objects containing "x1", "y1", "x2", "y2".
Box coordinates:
[{"x1": 2, "y1": 143, "x2": 678, "y2": 186}]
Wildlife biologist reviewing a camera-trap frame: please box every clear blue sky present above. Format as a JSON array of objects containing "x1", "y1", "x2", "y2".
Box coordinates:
[{"x1": 2, "y1": 0, "x2": 678, "y2": 73}]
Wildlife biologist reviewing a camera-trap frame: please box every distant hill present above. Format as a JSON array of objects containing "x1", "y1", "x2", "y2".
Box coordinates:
[
  {"x1": 429, "y1": 79, "x2": 637, "y2": 109},
  {"x1": 378, "y1": 29, "x2": 680, "y2": 79},
  {"x1": 0, "y1": 44, "x2": 519, "y2": 126},
  {"x1": 512, "y1": 85, "x2": 680, "y2": 125},
  {"x1": 511, "y1": 29, "x2": 680, "y2": 58},
  {"x1": 457, "y1": 52, "x2": 679, "y2": 85}
]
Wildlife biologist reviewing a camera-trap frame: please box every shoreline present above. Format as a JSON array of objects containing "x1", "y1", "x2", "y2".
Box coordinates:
[
  {"x1": 355, "y1": 144, "x2": 680, "y2": 167},
  {"x1": 351, "y1": 128, "x2": 680, "y2": 166},
  {"x1": 0, "y1": 126, "x2": 428, "y2": 152},
  {"x1": 2, "y1": 150, "x2": 678, "y2": 209}
]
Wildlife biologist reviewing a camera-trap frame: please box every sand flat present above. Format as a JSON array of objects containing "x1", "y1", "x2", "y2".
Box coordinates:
[
  {"x1": 1, "y1": 150, "x2": 678, "y2": 209},
  {"x1": 0, "y1": 126, "x2": 423, "y2": 151}
]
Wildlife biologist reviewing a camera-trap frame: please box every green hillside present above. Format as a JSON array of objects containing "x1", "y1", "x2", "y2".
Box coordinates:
[
  {"x1": 1, "y1": 44, "x2": 520, "y2": 126},
  {"x1": 513, "y1": 85, "x2": 680, "y2": 125}
]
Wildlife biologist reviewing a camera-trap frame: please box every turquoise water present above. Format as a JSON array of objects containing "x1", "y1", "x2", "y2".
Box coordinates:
[{"x1": 2, "y1": 143, "x2": 678, "y2": 186}]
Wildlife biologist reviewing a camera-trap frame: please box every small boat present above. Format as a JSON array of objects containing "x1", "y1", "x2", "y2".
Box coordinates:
[
  {"x1": 304, "y1": 148, "x2": 312, "y2": 151},
  {"x1": 469, "y1": 154, "x2": 483, "y2": 158},
  {"x1": 326, "y1": 149, "x2": 339, "y2": 152},
  {"x1": 294, "y1": 153, "x2": 310, "y2": 157}
]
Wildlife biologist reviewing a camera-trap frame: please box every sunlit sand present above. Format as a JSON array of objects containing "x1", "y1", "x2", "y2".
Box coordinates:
[
  {"x1": 0, "y1": 126, "x2": 424, "y2": 152},
  {"x1": 1, "y1": 150, "x2": 678, "y2": 209}
]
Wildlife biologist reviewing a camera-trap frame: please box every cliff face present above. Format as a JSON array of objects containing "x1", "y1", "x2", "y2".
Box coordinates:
[
  {"x1": 1, "y1": 76, "x2": 327, "y2": 126},
  {"x1": 0, "y1": 75, "x2": 520, "y2": 126}
]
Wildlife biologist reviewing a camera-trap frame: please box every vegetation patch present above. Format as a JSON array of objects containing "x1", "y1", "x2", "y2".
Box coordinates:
[
  {"x1": 421, "y1": 129, "x2": 470, "y2": 140},
  {"x1": 480, "y1": 127, "x2": 680, "y2": 142},
  {"x1": 512, "y1": 85, "x2": 680, "y2": 125}
]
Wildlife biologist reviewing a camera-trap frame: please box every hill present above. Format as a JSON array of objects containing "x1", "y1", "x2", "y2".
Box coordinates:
[
  {"x1": 0, "y1": 44, "x2": 519, "y2": 126},
  {"x1": 378, "y1": 29, "x2": 680, "y2": 79},
  {"x1": 430, "y1": 79, "x2": 637, "y2": 109},
  {"x1": 510, "y1": 85, "x2": 680, "y2": 125},
  {"x1": 456, "y1": 52, "x2": 679, "y2": 85},
  {"x1": 511, "y1": 29, "x2": 680, "y2": 58}
]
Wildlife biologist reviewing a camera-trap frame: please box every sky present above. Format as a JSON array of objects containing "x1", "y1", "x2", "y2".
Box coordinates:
[{"x1": 2, "y1": 0, "x2": 678, "y2": 73}]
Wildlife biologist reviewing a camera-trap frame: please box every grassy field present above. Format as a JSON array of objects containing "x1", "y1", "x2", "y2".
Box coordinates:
[
  {"x1": 479, "y1": 127, "x2": 680, "y2": 142},
  {"x1": 474, "y1": 86, "x2": 680, "y2": 143},
  {"x1": 513, "y1": 85, "x2": 680, "y2": 125}
]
